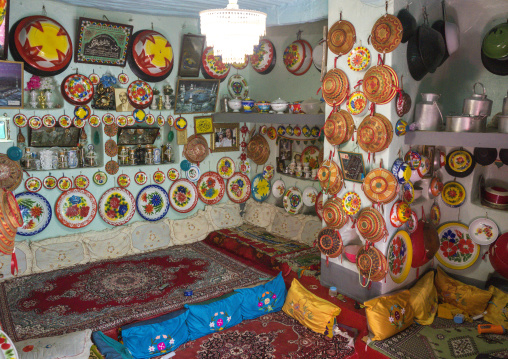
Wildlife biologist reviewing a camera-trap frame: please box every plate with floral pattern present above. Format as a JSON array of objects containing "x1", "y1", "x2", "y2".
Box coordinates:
[
  {"x1": 13, "y1": 114, "x2": 27, "y2": 127},
  {"x1": 186, "y1": 165, "x2": 201, "y2": 182},
  {"x1": 116, "y1": 115, "x2": 128, "y2": 127},
  {"x1": 127, "y1": 80, "x2": 153, "y2": 109},
  {"x1": 277, "y1": 125, "x2": 286, "y2": 136},
  {"x1": 302, "y1": 187, "x2": 318, "y2": 207},
  {"x1": 406, "y1": 210, "x2": 418, "y2": 234},
  {"x1": 89, "y1": 114, "x2": 101, "y2": 127},
  {"x1": 89, "y1": 73, "x2": 100, "y2": 85},
  {"x1": 342, "y1": 191, "x2": 361, "y2": 215},
  {"x1": 127, "y1": 115, "x2": 135, "y2": 126},
  {"x1": 43, "y1": 175, "x2": 57, "y2": 189},
  {"x1": 61, "y1": 74, "x2": 94, "y2": 105},
  {"x1": 468, "y1": 217, "x2": 499, "y2": 246},
  {"x1": 15, "y1": 192, "x2": 52, "y2": 236},
  {"x1": 387, "y1": 230, "x2": 413, "y2": 284},
  {"x1": 168, "y1": 179, "x2": 198, "y2": 213},
  {"x1": 302, "y1": 125, "x2": 311, "y2": 137},
  {"x1": 272, "y1": 179, "x2": 285, "y2": 198},
  {"x1": 347, "y1": 46, "x2": 371, "y2": 71},
  {"x1": 346, "y1": 91, "x2": 368, "y2": 116},
  {"x1": 0, "y1": 329, "x2": 19, "y2": 359},
  {"x1": 25, "y1": 177, "x2": 42, "y2": 192},
  {"x1": 117, "y1": 174, "x2": 131, "y2": 188},
  {"x1": 250, "y1": 39, "x2": 276, "y2": 74},
  {"x1": 267, "y1": 126, "x2": 277, "y2": 140},
  {"x1": 430, "y1": 204, "x2": 441, "y2": 226},
  {"x1": 136, "y1": 185, "x2": 170, "y2": 220},
  {"x1": 167, "y1": 168, "x2": 180, "y2": 181},
  {"x1": 102, "y1": 113, "x2": 115, "y2": 126},
  {"x1": 441, "y1": 181, "x2": 466, "y2": 208},
  {"x1": 283, "y1": 187, "x2": 303, "y2": 215},
  {"x1": 93, "y1": 171, "x2": 108, "y2": 186},
  {"x1": 153, "y1": 170, "x2": 166, "y2": 184},
  {"x1": 73, "y1": 117, "x2": 86, "y2": 128},
  {"x1": 167, "y1": 115, "x2": 174, "y2": 127},
  {"x1": 55, "y1": 188, "x2": 97, "y2": 228},
  {"x1": 42, "y1": 114, "x2": 56, "y2": 127},
  {"x1": 135, "y1": 171, "x2": 148, "y2": 185},
  {"x1": 227, "y1": 173, "x2": 251, "y2": 203},
  {"x1": 58, "y1": 114, "x2": 72, "y2": 128},
  {"x1": 118, "y1": 72, "x2": 129, "y2": 85},
  {"x1": 436, "y1": 222, "x2": 480, "y2": 270},
  {"x1": 251, "y1": 173, "x2": 271, "y2": 202},
  {"x1": 263, "y1": 165, "x2": 275, "y2": 180},
  {"x1": 99, "y1": 187, "x2": 136, "y2": 226},
  {"x1": 28, "y1": 116, "x2": 42, "y2": 130},
  {"x1": 145, "y1": 113, "x2": 155, "y2": 125},
  {"x1": 57, "y1": 176, "x2": 72, "y2": 191},
  {"x1": 74, "y1": 175, "x2": 90, "y2": 189},
  {"x1": 217, "y1": 157, "x2": 235, "y2": 179},
  {"x1": 301, "y1": 145, "x2": 321, "y2": 170},
  {"x1": 197, "y1": 171, "x2": 225, "y2": 205},
  {"x1": 201, "y1": 46, "x2": 231, "y2": 81}
]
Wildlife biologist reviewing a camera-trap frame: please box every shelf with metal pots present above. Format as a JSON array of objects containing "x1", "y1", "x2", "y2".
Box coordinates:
[
  {"x1": 213, "y1": 113, "x2": 325, "y2": 126},
  {"x1": 404, "y1": 130, "x2": 508, "y2": 148}
]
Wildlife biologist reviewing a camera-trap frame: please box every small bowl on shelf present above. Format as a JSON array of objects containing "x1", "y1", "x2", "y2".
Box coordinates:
[
  {"x1": 241, "y1": 98, "x2": 255, "y2": 113},
  {"x1": 289, "y1": 101, "x2": 304, "y2": 114},
  {"x1": 300, "y1": 98, "x2": 322, "y2": 114},
  {"x1": 255, "y1": 101, "x2": 271, "y2": 113},
  {"x1": 271, "y1": 98, "x2": 288, "y2": 114},
  {"x1": 228, "y1": 98, "x2": 242, "y2": 112}
]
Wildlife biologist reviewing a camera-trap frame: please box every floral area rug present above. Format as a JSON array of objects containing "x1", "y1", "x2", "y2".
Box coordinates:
[
  {"x1": 369, "y1": 317, "x2": 508, "y2": 359},
  {"x1": 175, "y1": 311, "x2": 355, "y2": 359},
  {"x1": 0, "y1": 242, "x2": 269, "y2": 341}
]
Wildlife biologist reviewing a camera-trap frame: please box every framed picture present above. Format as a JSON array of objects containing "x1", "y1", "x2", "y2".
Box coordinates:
[
  {"x1": 423, "y1": 145, "x2": 435, "y2": 177},
  {"x1": 74, "y1": 17, "x2": 133, "y2": 67},
  {"x1": 278, "y1": 138, "x2": 292, "y2": 161},
  {"x1": 175, "y1": 78, "x2": 220, "y2": 114},
  {"x1": 338, "y1": 151, "x2": 366, "y2": 183},
  {"x1": 114, "y1": 88, "x2": 134, "y2": 112},
  {"x1": 276, "y1": 157, "x2": 285, "y2": 173},
  {"x1": 117, "y1": 127, "x2": 160, "y2": 145},
  {"x1": 29, "y1": 126, "x2": 81, "y2": 147},
  {"x1": 210, "y1": 123, "x2": 239, "y2": 152},
  {"x1": 194, "y1": 115, "x2": 214, "y2": 135},
  {"x1": 177, "y1": 34, "x2": 206, "y2": 77},
  {"x1": 0, "y1": 0, "x2": 9, "y2": 60},
  {"x1": 0, "y1": 60, "x2": 23, "y2": 109}
]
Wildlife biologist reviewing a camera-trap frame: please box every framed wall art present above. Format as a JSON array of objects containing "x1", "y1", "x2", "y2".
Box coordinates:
[
  {"x1": 74, "y1": 17, "x2": 133, "y2": 67},
  {"x1": 174, "y1": 78, "x2": 219, "y2": 114},
  {"x1": 0, "y1": 60, "x2": 23, "y2": 109},
  {"x1": 194, "y1": 115, "x2": 214, "y2": 135},
  {"x1": 278, "y1": 138, "x2": 292, "y2": 161},
  {"x1": 177, "y1": 34, "x2": 206, "y2": 77},
  {"x1": 0, "y1": 0, "x2": 9, "y2": 60},
  {"x1": 210, "y1": 123, "x2": 239, "y2": 152},
  {"x1": 338, "y1": 151, "x2": 366, "y2": 183},
  {"x1": 114, "y1": 88, "x2": 134, "y2": 112}
]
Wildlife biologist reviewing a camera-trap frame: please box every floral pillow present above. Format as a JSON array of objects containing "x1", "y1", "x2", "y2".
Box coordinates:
[
  {"x1": 243, "y1": 199, "x2": 277, "y2": 229},
  {"x1": 31, "y1": 234, "x2": 90, "y2": 273},
  {"x1": 408, "y1": 270, "x2": 438, "y2": 325},
  {"x1": 484, "y1": 285, "x2": 508, "y2": 327},
  {"x1": 82, "y1": 227, "x2": 133, "y2": 260},
  {"x1": 167, "y1": 210, "x2": 213, "y2": 245},
  {"x1": 268, "y1": 210, "x2": 305, "y2": 240},
  {"x1": 235, "y1": 272, "x2": 287, "y2": 320},
  {"x1": 205, "y1": 203, "x2": 243, "y2": 231},
  {"x1": 15, "y1": 329, "x2": 93, "y2": 359}
]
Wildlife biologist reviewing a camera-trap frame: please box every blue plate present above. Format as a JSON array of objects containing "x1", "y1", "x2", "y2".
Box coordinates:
[
  {"x1": 7, "y1": 146, "x2": 22, "y2": 161},
  {"x1": 251, "y1": 173, "x2": 271, "y2": 202},
  {"x1": 135, "y1": 185, "x2": 170, "y2": 221},
  {"x1": 180, "y1": 159, "x2": 191, "y2": 171},
  {"x1": 16, "y1": 192, "x2": 52, "y2": 236}
]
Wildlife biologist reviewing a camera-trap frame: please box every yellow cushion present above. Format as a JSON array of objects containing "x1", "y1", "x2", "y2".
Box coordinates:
[
  {"x1": 409, "y1": 271, "x2": 438, "y2": 325},
  {"x1": 435, "y1": 267, "x2": 492, "y2": 317},
  {"x1": 364, "y1": 290, "x2": 414, "y2": 341},
  {"x1": 282, "y1": 279, "x2": 341, "y2": 334},
  {"x1": 484, "y1": 286, "x2": 508, "y2": 327}
]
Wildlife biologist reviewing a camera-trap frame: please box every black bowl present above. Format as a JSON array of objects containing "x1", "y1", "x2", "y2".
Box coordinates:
[
  {"x1": 500, "y1": 149, "x2": 508, "y2": 166},
  {"x1": 431, "y1": 20, "x2": 450, "y2": 68},
  {"x1": 418, "y1": 25, "x2": 446, "y2": 73},
  {"x1": 397, "y1": 8, "x2": 417, "y2": 44},
  {"x1": 407, "y1": 31, "x2": 428, "y2": 81},
  {"x1": 474, "y1": 147, "x2": 497, "y2": 166},
  {"x1": 481, "y1": 48, "x2": 508, "y2": 76}
]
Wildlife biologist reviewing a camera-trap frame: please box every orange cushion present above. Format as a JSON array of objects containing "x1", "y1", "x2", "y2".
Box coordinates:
[
  {"x1": 409, "y1": 271, "x2": 438, "y2": 325},
  {"x1": 484, "y1": 286, "x2": 508, "y2": 327}
]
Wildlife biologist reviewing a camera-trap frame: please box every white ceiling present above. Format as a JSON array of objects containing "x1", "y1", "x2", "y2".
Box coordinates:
[{"x1": 54, "y1": 0, "x2": 328, "y2": 26}]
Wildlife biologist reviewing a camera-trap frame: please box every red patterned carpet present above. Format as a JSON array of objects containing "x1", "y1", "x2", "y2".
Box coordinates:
[
  {"x1": 0, "y1": 242, "x2": 268, "y2": 341},
  {"x1": 176, "y1": 311, "x2": 355, "y2": 359}
]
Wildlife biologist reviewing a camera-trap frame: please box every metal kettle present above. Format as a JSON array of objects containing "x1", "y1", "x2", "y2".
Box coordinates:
[
  {"x1": 414, "y1": 93, "x2": 443, "y2": 131},
  {"x1": 462, "y1": 82, "x2": 493, "y2": 117}
]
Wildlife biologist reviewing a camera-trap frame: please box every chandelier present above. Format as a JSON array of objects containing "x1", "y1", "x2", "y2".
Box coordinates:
[{"x1": 199, "y1": 0, "x2": 267, "y2": 64}]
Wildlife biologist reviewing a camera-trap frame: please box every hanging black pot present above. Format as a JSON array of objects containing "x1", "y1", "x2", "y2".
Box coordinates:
[
  {"x1": 445, "y1": 149, "x2": 476, "y2": 178},
  {"x1": 499, "y1": 149, "x2": 508, "y2": 166},
  {"x1": 481, "y1": 49, "x2": 508, "y2": 76},
  {"x1": 431, "y1": 20, "x2": 450, "y2": 68},
  {"x1": 474, "y1": 147, "x2": 497, "y2": 166},
  {"x1": 397, "y1": 8, "x2": 417, "y2": 44},
  {"x1": 418, "y1": 24, "x2": 446, "y2": 73},
  {"x1": 407, "y1": 31, "x2": 428, "y2": 81}
]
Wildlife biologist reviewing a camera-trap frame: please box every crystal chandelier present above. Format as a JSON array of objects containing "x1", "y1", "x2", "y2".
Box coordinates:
[{"x1": 199, "y1": 0, "x2": 267, "y2": 64}]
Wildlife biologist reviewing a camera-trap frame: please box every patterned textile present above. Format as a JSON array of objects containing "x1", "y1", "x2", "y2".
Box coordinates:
[
  {"x1": 204, "y1": 224, "x2": 321, "y2": 278},
  {"x1": 369, "y1": 317, "x2": 508, "y2": 359},
  {"x1": 0, "y1": 242, "x2": 268, "y2": 341},
  {"x1": 89, "y1": 345, "x2": 105, "y2": 359},
  {"x1": 176, "y1": 311, "x2": 355, "y2": 359}
]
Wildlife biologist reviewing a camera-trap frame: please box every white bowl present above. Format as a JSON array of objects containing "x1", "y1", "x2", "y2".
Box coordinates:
[
  {"x1": 271, "y1": 98, "x2": 288, "y2": 114},
  {"x1": 228, "y1": 98, "x2": 242, "y2": 112},
  {"x1": 301, "y1": 98, "x2": 321, "y2": 114}
]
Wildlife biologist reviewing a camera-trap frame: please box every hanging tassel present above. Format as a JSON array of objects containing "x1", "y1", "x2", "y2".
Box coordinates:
[
  {"x1": 11, "y1": 249, "x2": 18, "y2": 276},
  {"x1": 368, "y1": 282, "x2": 372, "y2": 290},
  {"x1": 316, "y1": 86, "x2": 322, "y2": 95},
  {"x1": 369, "y1": 103, "x2": 375, "y2": 116},
  {"x1": 377, "y1": 54, "x2": 384, "y2": 66},
  {"x1": 334, "y1": 56, "x2": 340, "y2": 68},
  {"x1": 354, "y1": 80, "x2": 363, "y2": 89}
]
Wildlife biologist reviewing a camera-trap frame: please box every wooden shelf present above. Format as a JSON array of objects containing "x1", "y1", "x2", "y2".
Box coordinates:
[
  {"x1": 404, "y1": 130, "x2": 508, "y2": 148},
  {"x1": 213, "y1": 112, "x2": 325, "y2": 126}
]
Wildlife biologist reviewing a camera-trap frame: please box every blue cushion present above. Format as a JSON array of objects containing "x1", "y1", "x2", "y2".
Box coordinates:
[
  {"x1": 184, "y1": 292, "x2": 243, "y2": 341},
  {"x1": 121, "y1": 309, "x2": 189, "y2": 359},
  {"x1": 92, "y1": 331, "x2": 134, "y2": 359},
  {"x1": 234, "y1": 272, "x2": 287, "y2": 320}
]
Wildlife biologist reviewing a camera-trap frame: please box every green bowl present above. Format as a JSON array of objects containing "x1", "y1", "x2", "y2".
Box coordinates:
[{"x1": 482, "y1": 22, "x2": 508, "y2": 59}]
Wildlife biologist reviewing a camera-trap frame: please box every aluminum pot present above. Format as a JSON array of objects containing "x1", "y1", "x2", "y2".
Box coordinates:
[
  {"x1": 498, "y1": 115, "x2": 508, "y2": 133},
  {"x1": 503, "y1": 91, "x2": 508, "y2": 115},
  {"x1": 462, "y1": 82, "x2": 493, "y2": 117},
  {"x1": 414, "y1": 93, "x2": 443, "y2": 130},
  {"x1": 446, "y1": 115, "x2": 486, "y2": 132}
]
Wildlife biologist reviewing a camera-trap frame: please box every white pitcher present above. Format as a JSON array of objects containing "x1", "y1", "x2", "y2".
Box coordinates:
[{"x1": 413, "y1": 93, "x2": 443, "y2": 131}]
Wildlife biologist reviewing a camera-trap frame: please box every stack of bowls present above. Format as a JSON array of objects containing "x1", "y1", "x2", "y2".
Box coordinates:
[
  {"x1": 324, "y1": 110, "x2": 355, "y2": 145},
  {"x1": 356, "y1": 207, "x2": 387, "y2": 243},
  {"x1": 357, "y1": 113, "x2": 393, "y2": 153},
  {"x1": 323, "y1": 197, "x2": 348, "y2": 229},
  {"x1": 318, "y1": 160, "x2": 343, "y2": 195},
  {"x1": 362, "y1": 65, "x2": 399, "y2": 105},
  {"x1": 481, "y1": 22, "x2": 508, "y2": 76},
  {"x1": 322, "y1": 69, "x2": 349, "y2": 106}
]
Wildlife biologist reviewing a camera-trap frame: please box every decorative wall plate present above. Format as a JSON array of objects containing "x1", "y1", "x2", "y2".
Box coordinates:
[
  {"x1": 55, "y1": 188, "x2": 97, "y2": 228},
  {"x1": 132, "y1": 108, "x2": 146, "y2": 123},
  {"x1": 263, "y1": 165, "x2": 275, "y2": 180},
  {"x1": 127, "y1": 115, "x2": 135, "y2": 126},
  {"x1": 74, "y1": 175, "x2": 90, "y2": 189},
  {"x1": 0, "y1": 155, "x2": 22, "y2": 192},
  {"x1": 99, "y1": 187, "x2": 136, "y2": 226},
  {"x1": 227, "y1": 173, "x2": 251, "y2": 203},
  {"x1": 197, "y1": 171, "x2": 225, "y2": 205},
  {"x1": 389, "y1": 201, "x2": 404, "y2": 228},
  {"x1": 315, "y1": 191, "x2": 324, "y2": 220},
  {"x1": 89, "y1": 73, "x2": 100, "y2": 85},
  {"x1": 42, "y1": 114, "x2": 56, "y2": 127},
  {"x1": 74, "y1": 105, "x2": 91, "y2": 121},
  {"x1": 156, "y1": 114, "x2": 165, "y2": 127},
  {"x1": 430, "y1": 204, "x2": 441, "y2": 226},
  {"x1": 232, "y1": 55, "x2": 249, "y2": 70},
  {"x1": 317, "y1": 227, "x2": 343, "y2": 258},
  {"x1": 272, "y1": 179, "x2": 285, "y2": 199},
  {"x1": 136, "y1": 184, "x2": 170, "y2": 220},
  {"x1": 175, "y1": 116, "x2": 187, "y2": 131},
  {"x1": 277, "y1": 125, "x2": 286, "y2": 136},
  {"x1": 93, "y1": 171, "x2": 108, "y2": 186},
  {"x1": 406, "y1": 210, "x2": 418, "y2": 234},
  {"x1": 28, "y1": 116, "x2": 42, "y2": 130},
  {"x1": 153, "y1": 170, "x2": 166, "y2": 184},
  {"x1": 105, "y1": 139, "x2": 118, "y2": 158},
  {"x1": 436, "y1": 222, "x2": 480, "y2": 270},
  {"x1": 201, "y1": 46, "x2": 230, "y2": 81},
  {"x1": 227, "y1": 74, "x2": 249, "y2": 99},
  {"x1": 327, "y1": 19, "x2": 356, "y2": 56},
  {"x1": 267, "y1": 127, "x2": 277, "y2": 140},
  {"x1": 186, "y1": 165, "x2": 201, "y2": 183},
  {"x1": 250, "y1": 39, "x2": 276, "y2": 74},
  {"x1": 0, "y1": 330, "x2": 19, "y2": 359},
  {"x1": 402, "y1": 181, "x2": 415, "y2": 204},
  {"x1": 73, "y1": 117, "x2": 86, "y2": 128},
  {"x1": 240, "y1": 160, "x2": 251, "y2": 175},
  {"x1": 144, "y1": 113, "x2": 154, "y2": 125},
  {"x1": 167, "y1": 168, "x2": 180, "y2": 181},
  {"x1": 15, "y1": 192, "x2": 52, "y2": 236},
  {"x1": 57, "y1": 176, "x2": 72, "y2": 191},
  {"x1": 104, "y1": 123, "x2": 118, "y2": 137},
  {"x1": 217, "y1": 157, "x2": 235, "y2": 179},
  {"x1": 135, "y1": 171, "x2": 148, "y2": 185},
  {"x1": 342, "y1": 191, "x2": 361, "y2": 215},
  {"x1": 183, "y1": 134, "x2": 209, "y2": 164},
  {"x1": 102, "y1": 113, "x2": 115, "y2": 126},
  {"x1": 362, "y1": 168, "x2": 398, "y2": 204},
  {"x1": 283, "y1": 40, "x2": 305, "y2": 73},
  {"x1": 167, "y1": 115, "x2": 174, "y2": 127},
  {"x1": 302, "y1": 187, "x2": 318, "y2": 207},
  {"x1": 116, "y1": 115, "x2": 128, "y2": 127},
  {"x1": 346, "y1": 91, "x2": 368, "y2": 115},
  {"x1": 11, "y1": 16, "x2": 72, "y2": 76},
  {"x1": 43, "y1": 175, "x2": 57, "y2": 189},
  {"x1": 441, "y1": 181, "x2": 466, "y2": 208},
  {"x1": 301, "y1": 145, "x2": 321, "y2": 170},
  {"x1": 58, "y1": 114, "x2": 72, "y2": 128},
  {"x1": 311, "y1": 126, "x2": 320, "y2": 137},
  {"x1": 168, "y1": 179, "x2": 198, "y2": 213},
  {"x1": 371, "y1": 14, "x2": 403, "y2": 54},
  {"x1": 302, "y1": 125, "x2": 312, "y2": 137},
  {"x1": 468, "y1": 217, "x2": 499, "y2": 246},
  {"x1": 105, "y1": 160, "x2": 119, "y2": 175},
  {"x1": 251, "y1": 174, "x2": 271, "y2": 202},
  {"x1": 387, "y1": 230, "x2": 413, "y2": 284},
  {"x1": 61, "y1": 74, "x2": 94, "y2": 105},
  {"x1": 25, "y1": 177, "x2": 42, "y2": 192},
  {"x1": 14, "y1": 114, "x2": 28, "y2": 127},
  {"x1": 445, "y1": 149, "x2": 476, "y2": 178},
  {"x1": 118, "y1": 72, "x2": 129, "y2": 84},
  {"x1": 128, "y1": 30, "x2": 174, "y2": 82},
  {"x1": 117, "y1": 174, "x2": 131, "y2": 188},
  {"x1": 89, "y1": 114, "x2": 101, "y2": 127},
  {"x1": 283, "y1": 187, "x2": 303, "y2": 214},
  {"x1": 293, "y1": 126, "x2": 302, "y2": 136},
  {"x1": 347, "y1": 46, "x2": 371, "y2": 71},
  {"x1": 127, "y1": 80, "x2": 153, "y2": 109}
]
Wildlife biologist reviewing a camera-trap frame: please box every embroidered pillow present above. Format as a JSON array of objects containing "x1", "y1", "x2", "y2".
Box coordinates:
[
  {"x1": 168, "y1": 210, "x2": 213, "y2": 245},
  {"x1": 484, "y1": 286, "x2": 508, "y2": 327},
  {"x1": 15, "y1": 329, "x2": 93, "y2": 359},
  {"x1": 82, "y1": 227, "x2": 133, "y2": 261},
  {"x1": 282, "y1": 278, "x2": 341, "y2": 334},
  {"x1": 235, "y1": 272, "x2": 287, "y2": 320},
  {"x1": 268, "y1": 211, "x2": 305, "y2": 240},
  {"x1": 130, "y1": 220, "x2": 172, "y2": 253},
  {"x1": 364, "y1": 290, "x2": 414, "y2": 341},
  {"x1": 185, "y1": 292, "x2": 243, "y2": 341},
  {"x1": 121, "y1": 309, "x2": 188, "y2": 358},
  {"x1": 243, "y1": 199, "x2": 277, "y2": 229},
  {"x1": 435, "y1": 267, "x2": 492, "y2": 316},
  {"x1": 298, "y1": 216, "x2": 322, "y2": 246},
  {"x1": 205, "y1": 203, "x2": 243, "y2": 230},
  {"x1": 408, "y1": 270, "x2": 438, "y2": 325},
  {"x1": 30, "y1": 234, "x2": 90, "y2": 273}
]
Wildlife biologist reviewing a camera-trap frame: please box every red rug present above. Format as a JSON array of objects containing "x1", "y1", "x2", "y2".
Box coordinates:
[
  {"x1": 175, "y1": 311, "x2": 355, "y2": 359},
  {"x1": 0, "y1": 242, "x2": 269, "y2": 341}
]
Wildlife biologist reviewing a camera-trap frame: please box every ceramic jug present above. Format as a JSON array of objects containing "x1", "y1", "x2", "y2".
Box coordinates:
[{"x1": 414, "y1": 93, "x2": 443, "y2": 131}]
